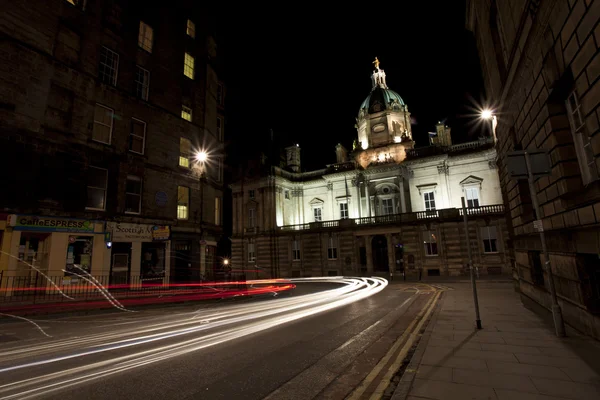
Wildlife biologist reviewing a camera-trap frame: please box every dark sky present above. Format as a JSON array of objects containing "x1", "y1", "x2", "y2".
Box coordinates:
[{"x1": 219, "y1": 2, "x2": 486, "y2": 172}]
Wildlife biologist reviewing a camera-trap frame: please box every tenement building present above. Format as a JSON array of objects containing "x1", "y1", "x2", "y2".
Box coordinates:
[
  {"x1": 231, "y1": 60, "x2": 511, "y2": 279},
  {"x1": 0, "y1": 0, "x2": 225, "y2": 291},
  {"x1": 467, "y1": 1, "x2": 600, "y2": 338}
]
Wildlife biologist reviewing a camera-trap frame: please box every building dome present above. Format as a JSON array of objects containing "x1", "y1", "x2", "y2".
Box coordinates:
[{"x1": 359, "y1": 87, "x2": 405, "y2": 116}]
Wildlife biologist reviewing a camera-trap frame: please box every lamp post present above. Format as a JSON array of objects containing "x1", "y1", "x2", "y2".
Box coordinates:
[
  {"x1": 481, "y1": 109, "x2": 497, "y2": 144},
  {"x1": 195, "y1": 150, "x2": 208, "y2": 280}
]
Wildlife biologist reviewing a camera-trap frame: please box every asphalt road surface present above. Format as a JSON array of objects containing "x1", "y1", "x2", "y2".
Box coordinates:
[{"x1": 0, "y1": 277, "x2": 440, "y2": 400}]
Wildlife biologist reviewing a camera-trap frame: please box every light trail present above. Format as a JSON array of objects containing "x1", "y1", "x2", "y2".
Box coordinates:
[{"x1": 0, "y1": 276, "x2": 387, "y2": 400}]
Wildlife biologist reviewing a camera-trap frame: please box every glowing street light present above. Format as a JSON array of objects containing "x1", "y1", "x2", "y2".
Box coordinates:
[
  {"x1": 480, "y1": 109, "x2": 493, "y2": 120},
  {"x1": 195, "y1": 150, "x2": 208, "y2": 163},
  {"x1": 223, "y1": 258, "x2": 230, "y2": 266},
  {"x1": 480, "y1": 109, "x2": 497, "y2": 144}
]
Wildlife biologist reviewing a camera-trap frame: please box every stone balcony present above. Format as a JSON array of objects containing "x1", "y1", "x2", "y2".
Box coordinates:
[{"x1": 277, "y1": 204, "x2": 505, "y2": 232}]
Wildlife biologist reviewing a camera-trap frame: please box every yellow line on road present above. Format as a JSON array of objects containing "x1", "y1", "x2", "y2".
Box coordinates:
[
  {"x1": 346, "y1": 286, "x2": 439, "y2": 400},
  {"x1": 368, "y1": 290, "x2": 441, "y2": 399}
]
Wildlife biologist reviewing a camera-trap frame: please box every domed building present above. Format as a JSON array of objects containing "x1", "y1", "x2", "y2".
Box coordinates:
[{"x1": 230, "y1": 58, "x2": 511, "y2": 280}]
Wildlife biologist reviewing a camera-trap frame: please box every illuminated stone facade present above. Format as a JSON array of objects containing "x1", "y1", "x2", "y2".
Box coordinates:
[{"x1": 231, "y1": 61, "x2": 511, "y2": 279}]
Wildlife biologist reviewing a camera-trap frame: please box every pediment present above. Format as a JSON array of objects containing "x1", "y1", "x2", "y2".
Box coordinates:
[
  {"x1": 309, "y1": 197, "x2": 324, "y2": 206},
  {"x1": 460, "y1": 175, "x2": 483, "y2": 186}
]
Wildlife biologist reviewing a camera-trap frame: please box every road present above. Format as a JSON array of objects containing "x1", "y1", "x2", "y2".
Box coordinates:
[{"x1": 0, "y1": 277, "x2": 443, "y2": 400}]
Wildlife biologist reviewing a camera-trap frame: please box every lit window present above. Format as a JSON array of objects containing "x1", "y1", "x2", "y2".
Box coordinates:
[
  {"x1": 179, "y1": 137, "x2": 191, "y2": 168},
  {"x1": 327, "y1": 236, "x2": 338, "y2": 259},
  {"x1": 92, "y1": 104, "x2": 113, "y2": 144},
  {"x1": 98, "y1": 46, "x2": 119, "y2": 86},
  {"x1": 566, "y1": 91, "x2": 598, "y2": 184},
  {"x1": 186, "y1": 19, "x2": 195, "y2": 38},
  {"x1": 135, "y1": 66, "x2": 150, "y2": 100},
  {"x1": 481, "y1": 226, "x2": 498, "y2": 253},
  {"x1": 465, "y1": 187, "x2": 480, "y2": 208},
  {"x1": 292, "y1": 240, "x2": 301, "y2": 261},
  {"x1": 86, "y1": 167, "x2": 108, "y2": 210},
  {"x1": 181, "y1": 105, "x2": 192, "y2": 121},
  {"x1": 313, "y1": 207, "x2": 322, "y2": 222},
  {"x1": 216, "y1": 117, "x2": 223, "y2": 141},
  {"x1": 423, "y1": 230, "x2": 438, "y2": 256},
  {"x1": 248, "y1": 239, "x2": 255, "y2": 262},
  {"x1": 184, "y1": 53, "x2": 195, "y2": 79},
  {"x1": 130, "y1": 118, "x2": 146, "y2": 154},
  {"x1": 138, "y1": 22, "x2": 153, "y2": 53},
  {"x1": 177, "y1": 186, "x2": 189, "y2": 220},
  {"x1": 215, "y1": 197, "x2": 221, "y2": 226},
  {"x1": 125, "y1": 176, "x2": 142, "y2": 214},
  {"x1": 339, "y1": 202, "x2": 348, "y2": 219},
  {"x1": 423, "y1": 191, "x2": 436, "y2": 211}
]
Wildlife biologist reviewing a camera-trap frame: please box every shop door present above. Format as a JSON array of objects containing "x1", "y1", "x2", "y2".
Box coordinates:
[
  {"x1": 372, "y1": 235, "x2": 389, "y2": 272},
  {"x1": 172, "y1": 241, "x2": 192, "y2": 283},
  {"x1": 110, "y1": 242, "x2": 131, "y2": 288}
]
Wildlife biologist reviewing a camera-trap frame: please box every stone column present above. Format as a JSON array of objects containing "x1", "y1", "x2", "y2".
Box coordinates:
[
  {"x1": 386, "y1": 234, "x2": 395, "y2": 277},
  {"x1": 365, "y1": 235, "x2": 373, "y2": 274},
  {"x1": 365, "y1": 182, "x2": 372, "y2": 217},
  {"x1": 399, "y1": 178, "x2": 407, "y2": 213},
  {"x1": 356, "y1": 181, "x2": 362, "y2": 218}
]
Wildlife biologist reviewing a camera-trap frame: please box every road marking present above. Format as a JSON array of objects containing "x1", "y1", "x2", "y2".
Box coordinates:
[
  {"x1": 368, "y1": 290, "x2": 441, "y2": 399},
  {"x1": 346, "y1": 289, "x2": 438, "y2": 400}
]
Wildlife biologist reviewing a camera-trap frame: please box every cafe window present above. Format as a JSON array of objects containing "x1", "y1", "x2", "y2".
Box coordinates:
[
  {"x1": 141, "y1": 242, "x2": 166, "y2": 280},
  {"x1": 65, "y1": 236, "x2": 93, "y2": 275},
  {"x1": 86, "y1": 166, "x2": 108, "y2": 210},
  {"x1": 125, "y1": 175, "x2": 142, "y2": 214}
]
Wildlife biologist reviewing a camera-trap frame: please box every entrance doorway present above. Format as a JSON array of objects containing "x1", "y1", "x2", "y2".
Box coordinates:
[{"x1": 372, "y1": 235, "x2": 388, "y2": 272}]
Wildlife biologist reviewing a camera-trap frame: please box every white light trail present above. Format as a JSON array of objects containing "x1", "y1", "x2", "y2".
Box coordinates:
[{"x1": 0, "y1": 277, "x2": 387, "y2": 400}]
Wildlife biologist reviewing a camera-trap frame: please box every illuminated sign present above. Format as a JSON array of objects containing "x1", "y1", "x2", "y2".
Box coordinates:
[{"x1": 8, "y1": 215, "x2": 95, "y2": 233}]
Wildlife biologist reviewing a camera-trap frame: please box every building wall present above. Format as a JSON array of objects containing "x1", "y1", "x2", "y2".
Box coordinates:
[
  {"x1": 467, "y1": 0, "x2": 600, "y2": 338},
  {"x1": 0, "y1": 0, "x2": 225, "y2": 286}
]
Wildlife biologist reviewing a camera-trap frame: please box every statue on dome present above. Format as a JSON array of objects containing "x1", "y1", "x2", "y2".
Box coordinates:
[{"x1": 373, "y1": 57, "x2": 380, "y2": 70}]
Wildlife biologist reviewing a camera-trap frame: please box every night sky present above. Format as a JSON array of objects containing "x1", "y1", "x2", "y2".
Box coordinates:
[{"x1": 219, "y1": 2, "x2": 486, "y2": 172}]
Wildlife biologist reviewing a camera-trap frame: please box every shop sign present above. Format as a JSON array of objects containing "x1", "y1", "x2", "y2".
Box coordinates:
[
  {"x1": 7, "y1": 214, "x2": 95, "y2": 233},
  {"x1": 151, "y1": 225, "x2": 170, "y2": 241},
  {"x1": 107, "y1": 222, "x2": 171, "y2": 242}
]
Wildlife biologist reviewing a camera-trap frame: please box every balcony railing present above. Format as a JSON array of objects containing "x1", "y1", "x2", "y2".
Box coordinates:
[{"x1": 278, "y1": 204, "x2": 504, "y2": 232}]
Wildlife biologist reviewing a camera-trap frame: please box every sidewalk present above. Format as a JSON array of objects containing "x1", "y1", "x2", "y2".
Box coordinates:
[{"x1": 392, "y1": 282, "x2": 600, "y2": 400}]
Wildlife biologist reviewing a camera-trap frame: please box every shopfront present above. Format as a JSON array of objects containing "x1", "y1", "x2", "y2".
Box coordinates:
[
  {"x1": 106, "y1": 222, "x2": 171, "y2": 287},
  {"x1": 2, "y1": 214, "x2": 106, "y2": 280}
]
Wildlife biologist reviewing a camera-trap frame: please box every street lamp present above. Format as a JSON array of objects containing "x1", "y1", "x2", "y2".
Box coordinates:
[
  {"x1": 195, "y1": 150, "x2": 208, "y2": 280},
  {"x1": 480, "y1": 109, "x2": 498, "y2": 144}
]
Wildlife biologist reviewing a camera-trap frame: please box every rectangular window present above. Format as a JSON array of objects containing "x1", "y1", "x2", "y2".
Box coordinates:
[
  {"x1": 327, "y1": 236, "x2": 338, "y2": 259},
  {"x1": 382, "y1": 198, "x2": 394, "y2": 215},
  {"x1": 424, "y1": 191, "x2": 436, "y2": 211},
  {"x1": 248, "y1": 239, "x2": 255, "y2": 262},
  {"x1": 465, "y1": 187, "x2": 480, "y2": 208},
  {"x1": 179, "y1": 137, "x2": 191, "y2": 168},
  {"x1": 213, "y1": 157, "x2": 222, "y2": 182},
  {"x1": 186, "y1": 19, "x2": 195, "y2": 38},
  {"x1": 481, "y1": 226, "x2": 498, "y2": 253},
  {"x1": 184, "y1": 53, "x2": 195, "y2": 79},
  {"x1": 248, "y1": 190, "x2": 255, "y2": 199},
  {"x1": 566, "y1": 91, "x2": 598, "y2": 184},
  {"x1": 216, "y1": 117, "x2": 223, "y2": 141},
  {"x1": 98, "y1": 46, "x2": 119, "y2": 86},
  {"x1": 313, "y1": 207, "x2": 322, "y2": 222},
  {"x1": 285, "y1": 190, "x2": 290, "y2": 199},
  {"x1": 215, "y1": 197, "x2": 221, "y2": 226},
  {"x1": 86, "y1": 166, "x2": 108, "y2": 210},
  {"x1": 217, "y1": 83, "x2": 223, "y2": 105},
  {"x1": 177, "y1": 186, "x2": 189, "y2": 220},
  {"x1": 138, "y1": 21, "x2": 153, "y2": 52},
  {"x1": 292, "y1": 240, "x2": 301, "y2": 261},
  {"x1": 423, "y1": 230, "x2": 438, "y2": 256},
  {"x1": 130, "y1": 118, "x2": 146, "y2": 154},
  {"x1": 93, "y1": 104, "x2": 113, "y2": 144},
  {"x1": 339, "y1": 202, "x2": 348, "y2": 219},
  {"x1": 181, "y1": 105, "x2": 192, "y2": 121},
  {"x1": 135, "y1": 66, "x2": 150, "y2": 100},
  {"x1": 248, "y1": 208, "x2": 256, "y2": 228},
  {"x1": 125, "y1": 175, "x2": 142, "y2": 214}
]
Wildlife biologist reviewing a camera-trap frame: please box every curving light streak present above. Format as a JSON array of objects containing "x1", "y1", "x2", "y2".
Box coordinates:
[{"x1": 0, "y1": 277, "x2": 387, "y2": 400}]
